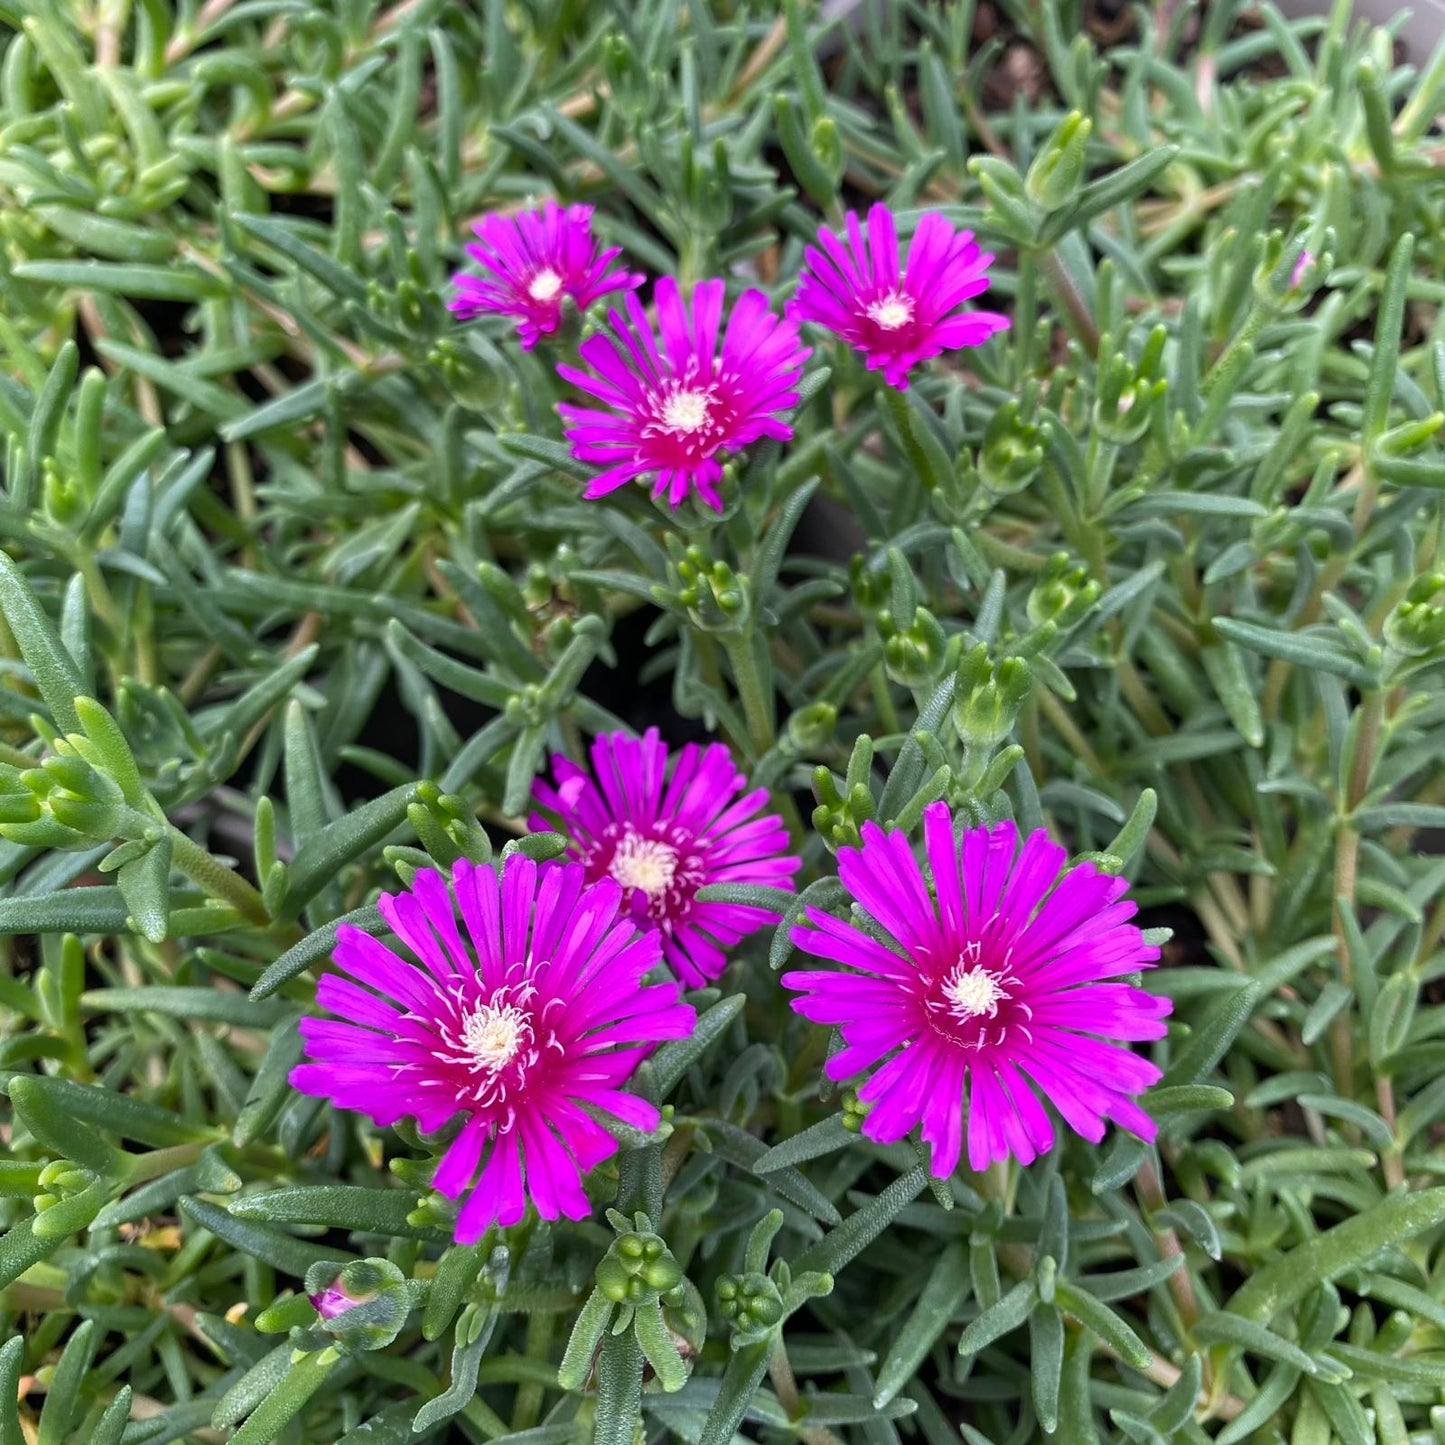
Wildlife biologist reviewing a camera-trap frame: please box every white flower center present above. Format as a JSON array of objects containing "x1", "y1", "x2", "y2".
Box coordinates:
[
  {"x1": 660, "y1": 388, "x2": 713, "y2": 433},
  {"x1": 942, "y1": 965, "x2": 1007, "y2": 1020},
  {"x1": 865, "y1": 290, "x2": 914, "y2": 330},
  {"x1": 610, "y1": 832, "x2": 679, "y2": 898},
  {"x1": 528, "y1": 268, "x2": 563, "y2": 302},
  {"x1": 461, "y1": 1002, "x2": 529, "y2": 1071}
]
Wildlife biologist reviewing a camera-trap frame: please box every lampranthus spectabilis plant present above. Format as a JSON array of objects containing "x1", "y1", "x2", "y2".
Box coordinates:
[
  {"x1": 556, "y1": 276, "x2": 809, "y2": 508},
  {"x1": 290, "y1": 856, "x2": 695, "y2": 1240},
  {"x1": 14, "y1": 3, "x2": 1445, "y2": 1438},
  {"x1": 791, "y1": 204, "x2": 1010, "y2": 388},
  {"x1": 448, "y1": 200, "x2": 643, "y2": 349},
  {"x1": 785, "y1": 804, "x2": 1170, "y2": 1173},
  {"x1": 530, "y1": 728, "x2": 799, "y2": 987}
]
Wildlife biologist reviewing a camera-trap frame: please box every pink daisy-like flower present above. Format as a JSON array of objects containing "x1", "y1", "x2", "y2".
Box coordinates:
[
  {"x1": 556, "y1": 277, "x2": 809, "y2": 509},
  {"x1": 291, "y1": 855, "x2": 695, "y2": 1242},
  {"x1": 530, "y1": 728, "x2": 800, "y2": 987},
  {"x1": 783, "y1": 803, "x2": 1171, "y2": 1175},
  {"x1": 790, "y1": 203, "x2": 1010, "y2": 389},
  {"x1": 449, "y1": 200, "x2": 642, "y2": 350}
]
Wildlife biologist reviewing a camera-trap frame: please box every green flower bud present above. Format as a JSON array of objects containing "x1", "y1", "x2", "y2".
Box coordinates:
[
  {"x1": 954, "y1": 644, "x2": 1034, "y2": 749},
  {"x1": 503, "y1": 684, "x2": 546, "y2": 729},
  {"x1": 716, "y1": 1271, "x2": 785, "y2": 1336},
  {"x1": 596, "y1": 1230, "x2": 684, "y2": 1305},
  {"x1": 1035, "y1": 1254, "x2": 1057, "y2": 1305},
  {"x1": 811, "y1": 115, "x2": 843, "y2": 183},
  {"x1": 602, "y1": 32, "x2": 648, "y2": 113},
  {"x1": 840, "y1": 1090, "x2": 870, "y2": 1134},
  {"x1": 811, "y1": 768, "x2": 876, "y2": 854},
  {"x1": 879, "y1": 606, "x2": 949, "y2": 688},
  {"x1": 644, "y1": 1255, "x2": 684, "y2": 1293},
  {"x1": 1027, "y1": 554, "x2": 1100, "y2": 630},
  {"x1": 523, "y1": 563, "x2": 553, "y2": 608},
  {"x1": 848, "y1": 557, "x2": 890, "y2": 615},
  {"x1": 1093, "y1": 328, "x2": 1167, "y2": 445},
  {"x1": 968, "y1": 155, "x2": 1040, "y2": 244},
  {"x1": 1025, "y1": 111, "x2": 1093, "y2": 209},
  {"x1": 979, "y1": 400, "x2": 1044, "y2": 494},
  {"x1": 595, "y1": 1255, "x2": 636, "y2": 1303},
  {"x1": 1385, "y1": 573, "x2": 1445, "y2": 657},
  {"x1": 1255, "y1": 233, "x2": 1331, "y2": 311},
  {"x1": 43, "y1": 460, "x2": 85, "y2": 527},
  {"x1": 787, "y1": 701, "x2": 837, "y2": 754},
  {"x1": 669, "y1": 552, "x2": 752, "y2": 634}
]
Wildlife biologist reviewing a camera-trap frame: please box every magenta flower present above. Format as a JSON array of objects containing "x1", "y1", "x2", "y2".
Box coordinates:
[
  {"x1": 790, "y1": 204, "x2": 1009, "y2": 389},
  {"x1": 291, "y1": 855, "x2": 695, "y2": 1241},
  {"x1": 449, "y1": 200, "x2": 642, "y2": 350},
  {"x1": 783, "y1": 804, "x2": 1170, "y2": 1175},
  {"x1": 1289, "y1": 249, "x2": 1313, "y2": 289},
  {"x1": 530, "y1": 728, "x2": 800, "y2": 987},
  {"x1": 556, "y1": 277, "x2": 809, "y2": 509}
]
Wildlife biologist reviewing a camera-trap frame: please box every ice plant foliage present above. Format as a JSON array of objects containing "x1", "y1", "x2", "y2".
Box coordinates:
[
  {"x1": 531, "y1": 728, "x2": 799, "y2": 987},
  {"x1": 291, "y1": 856, "x2": 695, "y2": 1240},
  {"x1": 791, "y1": 204, "x2": 1010, "y2": 388},
  {"x1": 449, "y1": 200, "x2": 642, "y2": 349},
  {"x1": 784, "y1": 804, "x2": 1170, "y2": 1174},
  {"x1": 556, "y1": 277, "x2": 809, "y2": 509}
]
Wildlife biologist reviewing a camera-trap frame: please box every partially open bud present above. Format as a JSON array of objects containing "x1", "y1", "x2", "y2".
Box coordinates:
[{"x1": 303, "y1": 1259, "x2": 409, "y2": 1354}]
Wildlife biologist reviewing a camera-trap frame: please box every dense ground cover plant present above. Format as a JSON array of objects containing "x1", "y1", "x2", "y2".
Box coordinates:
[{"x1": 4, "y1": 0, "x2": 1445, "y2": 1440}]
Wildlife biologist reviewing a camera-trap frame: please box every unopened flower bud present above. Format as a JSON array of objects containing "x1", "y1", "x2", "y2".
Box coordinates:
[
  {"x1": 954, "y1": 644, "x2": 1033, "y2": 749},
  {"x1": 848, "y1": 557, "x2": 889, "y2": 615},
  {"x1": 1385, "y1": 573, "x2": 1445, "y2": 657},
  {"x1": 1025, "y1": 111, "x2": 1092, "y2": 209},
  {"x1": 979, "y1": 401, "x2": 1044, "y2": 494},
  {"x1": 880, "y1": 606, "x2": 948, "y2": 688},
  {"x1": 1027, "y1": 554, "x2": 1100, "y2": 630},
  {"x1": 716, "y1": 1271, "x2": 784, "y2": 1334},
  {"x1": 840, "y1": 1090, "x2": 870, "y2": 1133},
  {"x1": 43, "y1": 460, "x2": 85, "y2": 527},
  {"x1": 787, "y1": 701, "x2": 837, "y2": 754},
  {"x1": 596, "y1": 1231, "x2": 684, "y2": 1304}
]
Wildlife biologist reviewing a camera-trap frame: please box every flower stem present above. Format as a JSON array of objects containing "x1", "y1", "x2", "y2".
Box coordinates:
[
  {"x1": 879, "y1": 383, "x2": 938, "y2": 527},
  {"x1": 168, "y1": 825, "x2": 270, "y2": 926},
  {"x1": 1329, "y1": 688, "x2": 1387, "y2": 1126},
  {"x1": 722, "y1": 632, "x2": 774, "y2": 761},
  {"x1": 1135, "y1": 1157, "x2": 1202, "y2": 1331},
  {"x1": 1037, "y1": 247, "x2": 1099, "y2": 356},
  {"x1": 767, "y1": 1338, "x2": 800, "y2": 1416}
]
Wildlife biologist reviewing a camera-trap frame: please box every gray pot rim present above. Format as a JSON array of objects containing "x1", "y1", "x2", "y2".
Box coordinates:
[{"x1": 1273, "y1": 0, "x2": 1445, "y2": 62}]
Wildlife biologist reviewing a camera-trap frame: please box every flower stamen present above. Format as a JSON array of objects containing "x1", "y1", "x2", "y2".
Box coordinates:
[
  {"x1": 659, "y1": 387, "x2": 714, "y2": 434},
  {"x1": 609, "y1": 831, "x2": 680, "y2": 898},
  {"x1": 460, "y1": 1001, "x2": 531, "y2": 1072},
  {"x1": 528, "y1": 267, "x2": 564, "y2": 302},
  {"x1": 865, "y1": 290, "x2": 914, "y2": 330},
  {"x1": 942, "y1": 964, "x2": 1008, "y2": 1021}
]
